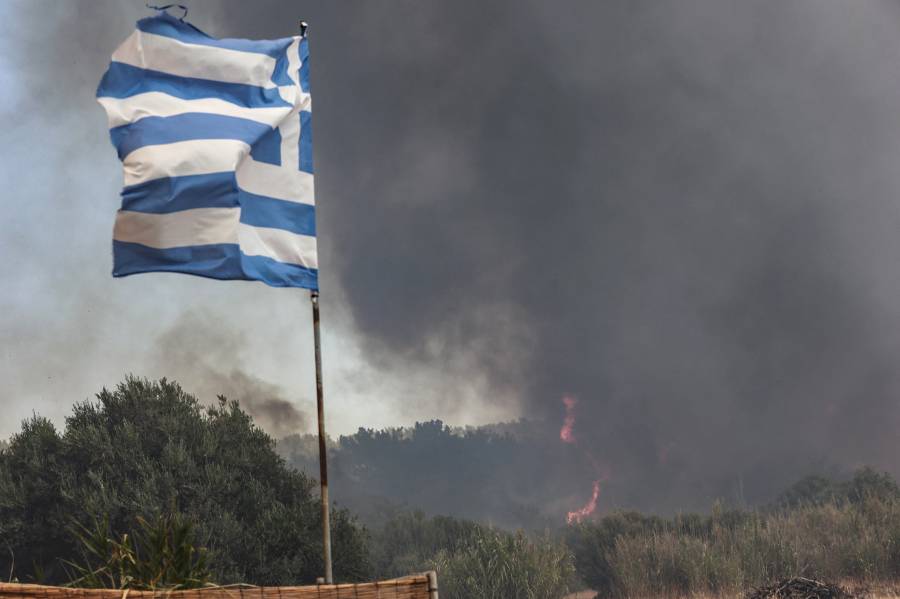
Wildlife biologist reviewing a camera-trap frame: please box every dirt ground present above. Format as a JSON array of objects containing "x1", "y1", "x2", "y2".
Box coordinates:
[
  {"x1": 564, "y1": 596, "x2": 900, "y2": 599},
  {"x1": 563, "y1": 590, "x2": 900, "y2": 599}
]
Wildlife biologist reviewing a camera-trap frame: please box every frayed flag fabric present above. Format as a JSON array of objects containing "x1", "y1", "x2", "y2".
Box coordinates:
[{"x1": 97, "y1": 11, "x2": 317, "y2": 289}]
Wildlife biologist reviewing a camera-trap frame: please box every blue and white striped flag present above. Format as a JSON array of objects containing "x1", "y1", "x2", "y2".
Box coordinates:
[{"x1": 97, "y1": 11, "x2": 317, "y2": 289}]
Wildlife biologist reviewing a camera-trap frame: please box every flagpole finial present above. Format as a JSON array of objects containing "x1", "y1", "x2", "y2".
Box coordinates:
[{"x1": 300, "y1": 21, "x2": 309, "y2": 37}]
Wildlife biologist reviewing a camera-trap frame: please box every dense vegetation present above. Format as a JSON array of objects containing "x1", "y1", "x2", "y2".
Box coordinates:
[
  {"x1": 0, "y1": 378, "x2": 574, "y2": 598},
  {"x1": 1, "y1": 378, "x2": 898, "y2": 598},
  {"x1": 368, "y1": 510, "x2": 575, "y2": 598},
  {"x1": 432, "y1": 529, "x2": 574, "y2": 599},
  {"x1": 278, "y1": 421, "x2": 573, "y2": 529},
  {"x1": 0, "y1": 378, "x2": 368, "y2": 585},
  {"x1": 65, "y1": 513, "x2": 213, "y2": 589},
  {"x1": 567, "y1": 470, "x2": 900, "y2": 597},
  {"x1": 371, "y1": 510, "x2": 483, "y2": 579},
  {"x1": 368, "y1": 483, "x2": 900, "y2": 598}
]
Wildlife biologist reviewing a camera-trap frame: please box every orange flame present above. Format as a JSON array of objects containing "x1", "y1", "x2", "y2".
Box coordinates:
[
  {"x1": 560, "y1": 395, "x2": 577, "y2": 443},
  {"x1": 567, "y1": 480, "x2": 601, "y2": 524}
]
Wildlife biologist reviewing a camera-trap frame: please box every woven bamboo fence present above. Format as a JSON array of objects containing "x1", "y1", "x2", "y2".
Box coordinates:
[{"x1": 0, "y1": 573, "x2": 438, "y2": 599}]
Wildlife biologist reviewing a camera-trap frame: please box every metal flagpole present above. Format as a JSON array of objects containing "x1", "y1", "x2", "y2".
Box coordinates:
[
  {"x1": 300, "y1": 21, "x2": 334, "y2": 584},
  {"x1": 300, "y1": 21, "x2": 331, "y2": 585},
  {"x1": 310, "y1": 290, "x2": 333, "y2": 584}
]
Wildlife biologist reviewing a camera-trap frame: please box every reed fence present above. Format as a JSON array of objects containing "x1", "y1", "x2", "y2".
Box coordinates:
[{"x1": 0, "y1": 573, "x2": 438, "y2": 599}]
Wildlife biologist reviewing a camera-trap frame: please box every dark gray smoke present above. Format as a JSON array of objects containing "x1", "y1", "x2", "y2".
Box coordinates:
[
  {"x1": 152, "y1": 312, "x2": 308, "y2": 438},
  {"x1": 2, "y1": 0, "x2": 900, "y2": 512},
  {"x1": 212, "y1": 0, "x2": 900, "y2": 510}
]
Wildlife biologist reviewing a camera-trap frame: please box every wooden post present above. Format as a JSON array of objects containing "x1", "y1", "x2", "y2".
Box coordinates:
[
  {"x1": 310, "y1": 290, "x2": 333, "y2": 584},
  {"x1": 426, "y1": 571, "x2": 439, "y2": 599}
]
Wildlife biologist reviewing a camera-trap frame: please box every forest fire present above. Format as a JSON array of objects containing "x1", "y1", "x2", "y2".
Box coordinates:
[
  {"x1": 559, "y1": 394, "x2": 604, "y2": 523},
  {"x1": 567, "y1": 480, "x2": 601, "y2": 524},
  {"x1": 560, "y1": 395, "x2": 577, "y2": 443}
]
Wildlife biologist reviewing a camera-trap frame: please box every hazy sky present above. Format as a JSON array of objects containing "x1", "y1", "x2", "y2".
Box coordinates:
[
  {"x1": 2, "y1": 1, "x2": 900, "y2": 505},
  {"x1": 0, "y1": 1, "x2": 521, "y2": 441}
]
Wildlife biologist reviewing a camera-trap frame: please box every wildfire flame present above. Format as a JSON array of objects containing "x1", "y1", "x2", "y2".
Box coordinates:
[
  {"x1": 558, "y1": 393, "x2": 606, "y2": 523},
  {"x1": 560, "y1": 395, "x2": 577, "y2": 443},
  {"x1": 566, "y1": 480, "x2": 601, "y2": 525}
]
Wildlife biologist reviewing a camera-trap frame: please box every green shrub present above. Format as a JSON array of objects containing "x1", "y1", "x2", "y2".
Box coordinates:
[
  {"x1": 64, "y1": 514, "x2": 211, "y2": 590},
  {"x1": 565, "y1": 511, "x2": 665, "y2": 595},
  {"x1": 0, "y1": 377, "x2": 369, "y2": 585}
]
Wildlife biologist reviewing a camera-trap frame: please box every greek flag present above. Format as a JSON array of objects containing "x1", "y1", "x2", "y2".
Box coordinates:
[{"x1": 97, "y1": 11, "x2": 317, "y2": 289}]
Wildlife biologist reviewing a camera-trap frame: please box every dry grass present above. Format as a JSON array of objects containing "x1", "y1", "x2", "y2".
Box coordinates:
[
  {"x1": 615, "y1": 592, "x2": 900, "y2": 599},
  {"x1": 563, "y1": 583, "x2": 900, "y2": 599},
  {"x1": 569, "y1": 496, "x2": 900, "y2": 599}
]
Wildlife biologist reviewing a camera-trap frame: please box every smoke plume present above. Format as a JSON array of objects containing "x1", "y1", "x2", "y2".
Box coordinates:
[
  {"x1": 2, "y1": 0, "x2": 900, "y2": 512},
  {"x1": 152, "y1": 312, "x2": 308, "y2": 438},
  {"x1": 264, "y1": 0, "x2": 900, "y2": 509}
]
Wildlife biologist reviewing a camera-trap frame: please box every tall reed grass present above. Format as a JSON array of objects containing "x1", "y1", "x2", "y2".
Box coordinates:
[
  {"x1": 431, "y1": 528, "x2": 575, "y2": 599},
  {"x1": 570, "y1": 497, "x2": 900, "y2": 598}
]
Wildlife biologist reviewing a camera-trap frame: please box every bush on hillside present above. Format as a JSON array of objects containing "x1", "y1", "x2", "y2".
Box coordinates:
[
  {"x1": 280, "y1": 421, "x2": 565, "y2": 530},
  {"x1": 775, "y1": 467, "x2": 900, "y2": 509}
]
